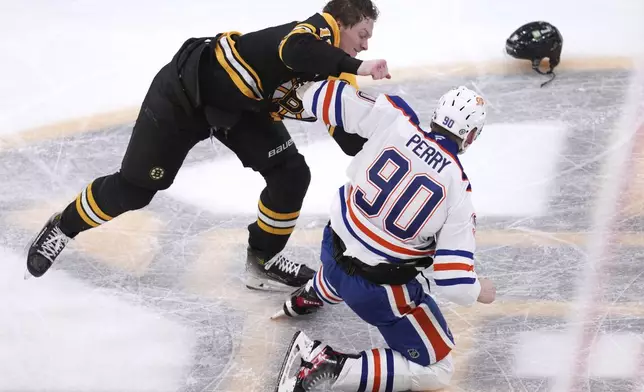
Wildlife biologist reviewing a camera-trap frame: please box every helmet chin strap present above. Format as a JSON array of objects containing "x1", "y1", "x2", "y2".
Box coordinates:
[{"x1": 532, "y1": 59, "x2": 557, "y2": 87}]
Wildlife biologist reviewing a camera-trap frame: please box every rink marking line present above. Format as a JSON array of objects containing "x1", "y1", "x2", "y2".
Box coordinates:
[
  {"x1": 0, "y1": 107, "x2": 139, "y2": 151},
  {"x1": 358, "y1": 55, "x2": 634, "y2": 86},
  {"x1": 0, "y1": 55, "x2": 633, "y2": 152},
  {"x1": 5, "y1": 204, "x2": 163, "y2": 276},
  {"x1": 185, "y1": 227, "x2": 644, "y2": 248},
  {"x1": 446, "y1": 299, "x2": 644, "y2": 390},
  {"x1": 188, "y1": 228, "x2": 644, "y2": 391},
  {"x1": 556, "y1": 61, "x2": 644, "y2": 392},
  {"x1": 183, "y1": 230, "x2": 290, "y2": 392}
]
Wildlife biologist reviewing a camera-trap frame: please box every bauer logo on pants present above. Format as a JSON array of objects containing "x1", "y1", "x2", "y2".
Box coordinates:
[
  {"x1": 268, "y1": 139, "x2": 294, "y2": 158},
  {"x1": 150, "y1": 167, "x2": 165, "y2": 180}
]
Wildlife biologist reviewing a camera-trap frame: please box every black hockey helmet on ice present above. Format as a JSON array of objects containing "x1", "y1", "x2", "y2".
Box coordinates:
[{"x1": 506, "y1": 21, "x2": 563, "y2": 86}]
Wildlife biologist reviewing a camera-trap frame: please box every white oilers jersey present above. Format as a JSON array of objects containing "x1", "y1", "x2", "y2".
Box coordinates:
[{"x1": 301, "y1": 80, "x2": 482, "y2": 306}]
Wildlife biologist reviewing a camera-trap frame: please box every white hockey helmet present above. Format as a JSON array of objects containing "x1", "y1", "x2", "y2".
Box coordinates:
[{"x1": 431, "y1": 86, "x2": 487, "y2": 154}]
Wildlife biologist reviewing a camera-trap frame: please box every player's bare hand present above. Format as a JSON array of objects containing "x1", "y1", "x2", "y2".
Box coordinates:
[
  {"x1": 477, "y1": 277, "x2": 496, "y2": 304},
  {"x1": 357, "y1": 59, "x2": 391, "y2": 80}
]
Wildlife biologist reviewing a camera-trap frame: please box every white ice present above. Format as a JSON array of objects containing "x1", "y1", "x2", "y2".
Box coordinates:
[{"x1": 1, "y1": 1, "x2": 643, "y2": 391}]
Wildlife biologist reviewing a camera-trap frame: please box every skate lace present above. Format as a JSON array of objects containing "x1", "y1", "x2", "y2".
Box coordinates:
[
  {"x1": 265, "y1": 254, "x2": 302, "y2": 276},
  {"x1": 36, "y1": 226, "x2": 70, "y2": 262}
]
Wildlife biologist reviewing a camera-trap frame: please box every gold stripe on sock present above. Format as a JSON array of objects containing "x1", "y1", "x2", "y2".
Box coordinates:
[
  {"x1": 257, "y1": 219, "x2": 294, "y2": 235},
  {"x1": 258, "y1": 200, "x2": 300, "y2": 220},
  {"x1": 75, "y1": 196, "x2": 99, "y2": 227},
  {"x1": 86, "y1": 182, "x2": 113, "y2": 221}
]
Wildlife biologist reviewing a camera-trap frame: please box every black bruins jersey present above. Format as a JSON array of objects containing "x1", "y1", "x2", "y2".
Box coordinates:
[
  {"x1": 192, "y1": 13, "x2": 362, "y2": 116},
  {"x1": 215, "y1": 13, "x2": 360, "y2": 101}
]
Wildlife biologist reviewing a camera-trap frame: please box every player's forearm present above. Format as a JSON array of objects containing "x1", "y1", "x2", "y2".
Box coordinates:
[
  {"x1": 330, "y1": 126, "x2": 367, "y2": 156},
  {"x1": 281, "y1": 35, "x2": 362, "y2": 76}
]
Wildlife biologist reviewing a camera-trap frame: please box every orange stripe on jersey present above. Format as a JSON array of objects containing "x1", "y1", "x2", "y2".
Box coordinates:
[
  {"x1": 322, "y1": 80, "x2": 335, "y2": 126},
  {"x1": 391, "y1": 285, "x2": 413, "y2": 315},
  {"x1": 412, "y1": 306, "x2": 452, "y2": 362},
  {"x1": 316, "y1": 268, "x2": 339, "y2": 301},
  {"x1": 434, "y1": 263, "x2": 474, "y2": 272},
  {"x1": 372, "y1": 349, "x2": 382, "y2": 392},
  {"x1": 346, "y1": 186, "x2": 435, "y2": 257}
]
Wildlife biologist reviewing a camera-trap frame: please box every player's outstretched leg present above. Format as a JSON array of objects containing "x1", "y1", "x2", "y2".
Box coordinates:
[{"x1": 25, "y1": 62, "x2": 208, "y2": 278}]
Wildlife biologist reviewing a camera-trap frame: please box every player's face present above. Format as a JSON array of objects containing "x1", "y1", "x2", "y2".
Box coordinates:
[{"x1": 338, "y1": 18, "x2": 374, "y2": 57}]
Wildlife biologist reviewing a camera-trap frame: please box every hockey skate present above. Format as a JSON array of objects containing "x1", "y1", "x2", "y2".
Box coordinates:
[
  {"x1": 271, "y1": 280, "x2": 323, "y2": 320},
  {"x1": 275, "y1": 331, "x2": 352, "y2": 392},
  {"x1": 245, "y1": 246, "x2": 315, "y2": 292},
  {"x1": 26, "y1": 213, "x2": 71, "y2": 278}
]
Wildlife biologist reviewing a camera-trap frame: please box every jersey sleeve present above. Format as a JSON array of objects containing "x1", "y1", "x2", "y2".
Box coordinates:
[
  {"x1": 326, "y1": 74, "x2": 367, "y2": 155},
  {"x1": 431, "y1": 187, "x2": 482, "y2": 307},
  {"x1": 278, "y1": 13, "x2": 362, "y2": 76},
  {"x1": 300, "y1": 79, "x2": 388, "y2": 139}
]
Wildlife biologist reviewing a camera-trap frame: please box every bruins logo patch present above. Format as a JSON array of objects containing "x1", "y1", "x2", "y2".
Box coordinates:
[{"x1": 149, "y1": 167, "x2": 165, "y2": 180}]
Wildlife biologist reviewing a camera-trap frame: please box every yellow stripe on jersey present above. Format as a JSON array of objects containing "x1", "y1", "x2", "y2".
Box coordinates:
[
  {"x1": 331, "y1": 73, "x2": 358, "y2": 88},
  {"x1": 224, "y1": 34, "x2": 263, "y2": 93},
  {"x1": 321, "y1": 13, "x2": 340, "y2": 48},
  {"x1": 86, "y1": 182, "x2": 112, "y2": 221},
  {"x1": 257, "y1": 219, "x2": 295, "y2": 235},
  {"x1": 279, "y1": 23, "x2": 321, "y2": 68},
  {"x1": 214, "y1": 32, "x2": 263, "y2": 100},
  {"x1": 75, "y1": 196, "x2": 99, "y2": 227},
  {"x1": 258, "y1": 200, "x2": 300, "y2": 220}
]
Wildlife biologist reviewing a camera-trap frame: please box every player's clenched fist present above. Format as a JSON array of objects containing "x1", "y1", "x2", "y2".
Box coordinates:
[{"x1": 357, "y1": 59, "x2": 391, "y2": 80}]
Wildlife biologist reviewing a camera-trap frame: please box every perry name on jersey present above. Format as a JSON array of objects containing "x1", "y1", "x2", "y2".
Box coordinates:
[{"x1": 299, "y1": 79, "x2": 482, "y2": 306}]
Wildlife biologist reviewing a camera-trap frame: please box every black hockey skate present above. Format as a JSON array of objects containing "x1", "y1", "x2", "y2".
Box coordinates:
[
  {"x1": 275, "y1": 331, "x2": 353, "y2": 392},
  {"x1": 26, "y1": 213, "x2": 71, "y2": 278},
  {"x1": 271, "y1": 280, "x2": 323, "y2": 320},
  {"x1": 245, "y1": 246, "x2": 315, "y2": 292}
]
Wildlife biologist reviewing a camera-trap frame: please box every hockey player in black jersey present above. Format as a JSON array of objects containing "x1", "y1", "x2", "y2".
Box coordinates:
[{"x1": 26, "y1": 0, "x2": 387, "y2": 291}]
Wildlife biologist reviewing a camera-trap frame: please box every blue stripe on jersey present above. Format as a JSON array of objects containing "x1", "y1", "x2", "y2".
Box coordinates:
[
  {"x1": 338, "y1": 187, "x2": 405, "y2": 264},
  {"x1": 311, "y1": 80, "x2": 328, "y2": 118},
  {"x1": 334, "y1": 81, "x2": 346, "y2": 127},
  {"x1": 385, "y1": 349, "x2": 394, "y2": 392},
  {"x1": 358, "y1": 352, "x2": 368, "y2": 392},
  {"x1": 312, "y1": 277, "x2": 336, "y2": 305},
  {"x1": 435, "y1": 277, "x2": 477, "y2": 286},
  {"x1": 386, "y1": 95, "x2": 420, "y2": 125},
  {"x1": 324, "y1": 274, "x2": 341, "y2": 298},
  {"x1": 435, "y1": 249, "x2": 474, "y2": 259}
]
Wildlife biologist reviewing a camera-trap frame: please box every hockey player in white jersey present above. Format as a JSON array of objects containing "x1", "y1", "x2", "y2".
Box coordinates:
[{"x1": 274, "y1": 80, "x2": 497, "y2": 392}]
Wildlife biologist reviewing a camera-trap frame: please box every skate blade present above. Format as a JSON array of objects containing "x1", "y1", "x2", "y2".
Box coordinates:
[
  {"x1": 244, "y1": 274, "x2": 294, "y2": 293},
  {"x1": 270, "y1": 309, "x2": 287, "y2": 320},
  {"x1": 274, "y1": 331, "x2": 312, "y2": 392}
]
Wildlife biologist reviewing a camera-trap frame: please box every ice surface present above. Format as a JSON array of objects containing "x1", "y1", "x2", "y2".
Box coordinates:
[
  {"x1": 1, "y1": 1, "x2": 644, "y2": 391},
  {"x1": 1, "y1": 68, "x2": 642, "y2": 391}
]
